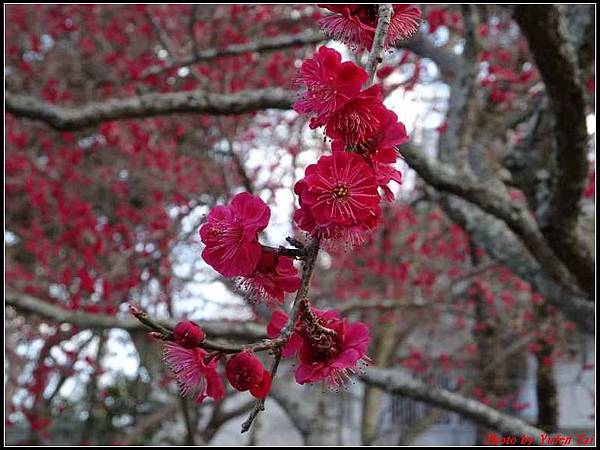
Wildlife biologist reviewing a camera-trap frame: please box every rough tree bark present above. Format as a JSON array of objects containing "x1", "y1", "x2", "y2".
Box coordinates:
[
  {"x1": 5, "y1": 288, "x2": 267, "y2": 340},
  {"x1": 5, "y1": 88, "x2": 296, "y2": 131},
  {"x1": 534, "y1": 305, "x2": 559, "y2": 433},
  {"x1": 361, "y1": 368, "x2": 548, "y2": 445},
  {"x1": 513, "y1": 5, "x2": 593, "y2": 296},
  {"x1": 438, "y1": 194, "x2": 594, "y2": 333}
]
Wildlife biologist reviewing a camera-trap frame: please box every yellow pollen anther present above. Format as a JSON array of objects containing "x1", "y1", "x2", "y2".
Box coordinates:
[{"x1": 333, "y1": 185, "x2": 349, "y2": 199}]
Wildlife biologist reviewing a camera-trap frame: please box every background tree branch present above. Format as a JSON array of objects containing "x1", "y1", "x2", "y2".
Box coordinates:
[
  {"x1": 361, "y1": 368, "x2": 548, "y2": 444},
  {"x1": 5, "y1": 88, "x2": 296, "y2": 131},
  {"x1": 400, "y1": 145, "x2": 579, "y2": 293},
  {"x1": 5, "y1": 288, "x2": 266, "y2": 340},
  {"x1": 438, "y1": 193, "x2": 594, "y2": 332},
  {"x1": 513, "y1": 5, "x2": 594, "y2": 296},
  {"x1": 140, "y1": 30, "x2": 326, "y2": 79}
]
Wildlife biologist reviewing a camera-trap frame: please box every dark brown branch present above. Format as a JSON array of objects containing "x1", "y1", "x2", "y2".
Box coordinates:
[
  {"x1": 203, "y1": 398, "x2": 256, "y2": 442},
  {"x1": 140, "y1": 30, "x2": 326, "y2": 79},
  {"x1": 125, "y1": 240, "x2": 322, "y2": 367},
  {"x1": 361, "y1": 368, "x2": 548, "y2": 444},
  {"x1": 400, "y1": 145, "x2": 578, "y2": 293},
  {"x1": 438, "y1": 5, "x2": 480, "y2": 165},
  {"x1": 128, "y1": 304, "x2": 286, "y2": 354},
  {"x1": 514, "y1": 5, "x2": 594, "y2": 296},
  {"x1": 243, "y1": 5, "x2": 399, "y2": 433},
  {"x1": 239, "y1": 237, "x2": 321, "y2": 432},
  {"x1": 5, "y1": 287, "x2": 266, "y2": 340},
  {"x1": 5, "y1": 88, "x2": 296, "y2": 131},
  {"x1": 286, "y1": 237, "x2": 305, "y2": 249},
  {"x1": 299, "y1": 297, "x2": 337, "y2": 336},
  {"x1": 262, "y1": 245, "x2": 307, "y2": 259},
  {"x1": 397, "y1": 32, "x2": 461, "y2": 80},
  {"x1": 122, "y1": 239, "x2": 322, "y2": 365},
  {"x1": 179, "y1": 397, "x2": 197, "y2": 446},
  {"x1": 438, "y1": 193, "x2": 595, "y2": 332}
]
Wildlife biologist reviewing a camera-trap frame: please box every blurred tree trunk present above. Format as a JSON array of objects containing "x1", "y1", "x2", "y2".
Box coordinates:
[
  {"x1": 535, "y1": 341, "x2": 558, "y2": 432},
  {"x1": 473, "y1": 293, "x2": 508, "y2": 444},
  {"x1": 361, "y1": 321, "x2": 398, "y2": 445},
  {"x1": 361, "y1": 213, "x2": 400, "y2": 445},
  {"x1": 305, "y1": 391, "x2": 338, "y2": 445},
  {"x1": 81, "y1": 333, "x2": 106, "y2": 445},
  {"x1": 534, "y1": 306, "x2": 558, "y2": 432},
  {"x1": 471, "y1": 247, "x2": 512, "y2": 445}
]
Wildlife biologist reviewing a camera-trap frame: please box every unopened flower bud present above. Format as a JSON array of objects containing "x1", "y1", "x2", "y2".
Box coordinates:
[
  {"x1": 226, "y1": 351, "x2": 265, "y2": 393},
  {"x1": 173, "y1": 320, "x2": 205, "y2": 348}
]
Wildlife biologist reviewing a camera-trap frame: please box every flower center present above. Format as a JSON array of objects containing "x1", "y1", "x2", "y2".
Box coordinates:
[
  {"x1": 310, "y1": 333, "x2": 340, "y2": 361},
  {"x1": 354, "y1": 5, "x2": 380, "y2": 25},
  {"x1": 333, "y1": 185, "x2": 349, "y2": 199},
  {"x1": 351, "y1": 130, "x2": 384, "y2": 156},
  {"x1": 208, "y1": 219, "x2": 244, "y2": 243}
]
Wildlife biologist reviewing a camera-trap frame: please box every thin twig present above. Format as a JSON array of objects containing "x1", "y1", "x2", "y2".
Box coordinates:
[
  {"x1": 261, "y1": 245, "x2": 307, "y2": 259},
  {"x1": 286, "y1": 237, "x2": 305, "y2": 249},
  {"x1": 298, "y1": 297, "x2": 337, "y2": 336},
  {"x1": 144, "y1": 7, "x2": 178, "y2": 60},
  {"x1": 365, "y1": 4, "x2": 394, "y2": 85},
  {"x1": 140, "y1": 30, "x2": 325, "y2": 79},
  {"x1": 240, "y1": 348, "x2": 283, "y2": 433},
  {"x1": 128, "y1": 304, "x2": 286, "y2": 354},
  {"x1": 179, "y1": 397, "x2": 197, "y2": 445},
  {"x1": 239, "y1": 237, "x2": 321, "y2": 432},
  {"x1": 128, "y1": 305, "x2": 173, "y2": 338}
]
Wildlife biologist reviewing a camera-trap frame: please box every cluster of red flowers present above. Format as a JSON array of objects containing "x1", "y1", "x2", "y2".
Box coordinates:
[
  {"x1": 165, "y1": 321, "x2": 272, "y2": 403},
  {"x1": 293, "y1": 46, "x2": 409, "y2": 245},
  {"x1": 267, "y1": 309, "x2": 370, "y2": 385},
  {"x1": 190, "y1": 186, "x2": 372, "y2": 395},
  {"x1": 162, "y1": 4, "x2": 423, "y2": 404},
  {"x1": 164, "y1": 310, "x2": 371, "y2": 400},
  {"x1": 318, "y1": 4, "x2": 422, "y2": 51},
  {"x1": 199, "y1": 192, "x2": 301, "y2": 305}
]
